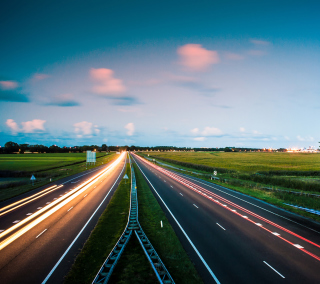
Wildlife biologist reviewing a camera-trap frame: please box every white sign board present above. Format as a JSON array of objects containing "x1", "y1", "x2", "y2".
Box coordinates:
[
  {"x1": 30, "y1": 175, "x2": 36, "y2": 181},
  {"x1": 123, "y1": 174, "x2": 129, "y2": 179},
  {"x1": 86, "y1": 151, "x2": 96, "y2": 163},
  {"x1": 214, "y1": 171, "x2": 217, "y2": 176}
]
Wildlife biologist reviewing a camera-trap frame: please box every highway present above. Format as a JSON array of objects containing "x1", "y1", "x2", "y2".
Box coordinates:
[
  {"x1": 0, "y1": 152, "x2": 127, "y2": 284},
  {"x1": 131, "y1": 153, "x2": 320, "y2": 284}
]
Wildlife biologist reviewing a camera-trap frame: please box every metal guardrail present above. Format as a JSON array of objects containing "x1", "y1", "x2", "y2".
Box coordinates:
[{"x1": 93, "y1": 156, "x2": 174, "y2": 284}]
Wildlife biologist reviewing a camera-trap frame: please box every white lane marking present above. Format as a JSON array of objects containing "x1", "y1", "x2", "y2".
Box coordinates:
[
  {"x1": 294, "y1": 244, "x2": 304, "y2": 249},
  {"x1": 242, "y1": 216, "x2": 248, "y2": 218},
  {"x1": 26, "y1": 213, "x2": 32, "y2": 216},
  {"x1": 41, "y1": 156, "x2": 126, "y2": 284},
  {"x1": 37, "y1": 207, "x2": 42, "y2": 209},
  {"x1": 272, "y1": 232, "x2": 280, "y2": 236},
  {"x1": 193, "y1": 204, "x2": 199, "y2": 209},
  {"x1": 67, "y1": 207, "x2": 73, "y2": 212},
  {"x1": 164, "y1": 180, "x2": 166, "y2": 182},
  {"x1": 180, "y1": 193, "x2": 183, "y2": 196},
  {"x1": 216, "y1": 223, "x2": 226, "y2": 230},
  {"x1": 36, "y1": 229, "x2": 47, "y2": 238},
  {"x1": 256, "y1": 223, "x2": 262, "y2": 226},
  {"x1": 263, "y1": 261, "x2": 285, "y2": 278},
  {"x1": 46, "y1": 202, "x2": 50, "y2": 204},
  {"x1": 59, "y1": 195, "x2": 63, "y2": 196},
  {"x1": 13, "y1": 220, "x2": 20, "y2": 223},
  {"x1": 181, "y1": 174, "x2": 320, "y2": 234},
  {"x1": 232, "y1": 209, "x2": 236, "y2": 212},
  {"x1": 223, "y1": 204, "x2": 227, "y2": 207},
  {"x1": 133, "y1": 158, "x2": 220, "y2": 284},
  {"x1": 84, "y1": 194, "x2": 88, "y2": 197},
  {"x1": 0, "y1": 230, "x2": 3, "y2": 233},
  {"x1": 53, "y1": 198, "x2": 57, "y2": 200},
  {"x1": 170, "y1": 185, "x2": 173, "y2": 188}
]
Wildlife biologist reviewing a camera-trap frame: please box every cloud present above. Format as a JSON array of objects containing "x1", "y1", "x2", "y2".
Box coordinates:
[
  {"x1": 32, "y1": 73, "x2": 50, "y2": 82},
  {"x1": 240, "y1": 127, "x2": 245, "y2": 132},
  {"x1": 45, "y1": 93, "x2": 80, "y2": 107},
  {"x1": 0, "y1": 80, "x2": 29, "y2": 102},
  {"x1": 74, "y1": 121, "x2": 100, "y2": 137},
  {"x1": 177, "y1": 44, "x2": 219, "y2": 71},
  {"x1": 108, "y1": 96, "x2": 141, "y2": 106},
  {"x1": 297, "y1": 135, "x2": 314, "y2": 142},
  {"x1": 191, "y1": 126, "x2": 223, "y2": 137},
  {"x1": 6, "y1": 119, "x2": 20, "y2": 134},
  {"x1": 125, "y1": 123, "x2": 135, "y2": 136},
  {"x1": 225, "y1": 52, "x2": 244, "y2": 60},
  {"x1": 6, "y1": 119, "x2": 46, "y2": 134},
  {"x1": 90, "y1": 68, "x2": 126, "y2": 95},
  {"x1": 193, "y1": 137, "x2": 205, "y2": 141},
  {"x1": 250, "y1": 39, "x2": 270, "y2": 46},
  {"x1": 0, "y1": 80, "x2": 18, "y2": 90}
]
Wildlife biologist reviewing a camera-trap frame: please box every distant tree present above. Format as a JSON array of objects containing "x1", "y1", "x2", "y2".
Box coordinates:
[
  {"x1": 101, "y1": 144, "x2": 107, "y2": 151},
  {"x1": 19, "y1": 143, "x2": 29, "y2": 154},
  {"x1": 4, "y1": 141, "x2": 19, "y2": 153}
]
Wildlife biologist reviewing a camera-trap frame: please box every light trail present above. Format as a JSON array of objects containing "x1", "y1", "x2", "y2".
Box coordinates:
[
  {"x1": 132, "y1": 153, "x2": 320, "y2": 262},
  {"x1": 0, "y1": 185, "x2": 60, "y2": 217},
  {"x1": 0, "y1": 152, "x2": 125, "y2": 250}
]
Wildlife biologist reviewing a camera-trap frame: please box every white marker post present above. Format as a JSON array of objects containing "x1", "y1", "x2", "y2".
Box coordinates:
[
  {"x1": 123, "y1": 174, "x2": 129, "y2": 184},
  {"x1": 160, "y1": 220, "x2": 163, "y2": 228}
]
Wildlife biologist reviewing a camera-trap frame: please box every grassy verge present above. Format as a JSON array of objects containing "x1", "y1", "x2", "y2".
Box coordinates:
[
  {"x1": 0, "y1": 153, "x2": 117, "y2": 202},
  {"x1": 64, "y1": 160, "x2": 130, "y2": 284},
  {"x1": 139, "y1": 154, "x2": 320, "y2": 223}
]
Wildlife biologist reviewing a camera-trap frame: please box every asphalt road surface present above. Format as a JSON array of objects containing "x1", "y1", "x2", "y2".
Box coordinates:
[
  {"x1": 131, "y1": 153, "x2": 320, "y2": 284},
  {"x1": 0, "y1": 152, "x2": 127, "y2": 284}
]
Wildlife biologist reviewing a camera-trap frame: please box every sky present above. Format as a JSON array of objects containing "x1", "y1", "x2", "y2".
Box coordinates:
[{"x1": 0, "y1": 0, "x2": 319, "y2": 148}]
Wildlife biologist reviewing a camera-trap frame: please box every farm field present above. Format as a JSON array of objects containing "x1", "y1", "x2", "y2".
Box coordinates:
[
  {"x1": 0, "y1": 152, "x2": 117, "y2": 201},
  {"x1": 0, "y1": 153, "x2": 106, "y2": 172},
  {"x1": 146, "y1": 152, "x2": 320, "y2": 173}
]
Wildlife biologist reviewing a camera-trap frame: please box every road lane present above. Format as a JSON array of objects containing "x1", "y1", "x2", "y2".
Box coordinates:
[
  {"x1": 0, "y1": 153, "x2": 126, "y2": 284},
  {"x1": 132, "y1": 153, "x2": 320, "y2": 284}
]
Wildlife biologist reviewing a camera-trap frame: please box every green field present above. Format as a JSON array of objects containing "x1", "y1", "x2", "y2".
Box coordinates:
[
  {"x1": 146, "y1": 152, "x2": 320, "y2": 173},
  {"x1": 0, "y1": 152, "x2": 117, "y2": 202},
  {"x1": 0, "y1": 153, "x2": 106, "y2": 172}
]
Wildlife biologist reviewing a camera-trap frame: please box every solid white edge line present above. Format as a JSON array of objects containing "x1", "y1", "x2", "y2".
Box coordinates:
[
  {"x1": 133, "y1": 155, "x2": 221, "y2": 284},
  {"x1": 193, "y1": 204, "x2": 199, "y2": 209},
  {"x1": 36, "y1": 229, "x2": 47, "y2": 239},
  {"x1": 41, "y1": 156, "x2": 126, "y2": 284},
  {"x1": 216, "y1": 223, "x2": 226, "y2": 231},
  {"x1": 180, "y1": 193, "x2": 183, "y2": 196},
  {"x1": 263, "y1": 261, "x2": 285, "y2": 278}
]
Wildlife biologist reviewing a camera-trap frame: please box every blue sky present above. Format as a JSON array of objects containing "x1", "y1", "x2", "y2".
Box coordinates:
[{"x1": 0, "y1": 0, "x2": 319, "y2": 148}]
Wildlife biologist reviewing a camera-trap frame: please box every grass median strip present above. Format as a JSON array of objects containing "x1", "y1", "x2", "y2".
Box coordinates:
[{"x1": 64, "y1": 162, "x2": 131, "y2": 284}]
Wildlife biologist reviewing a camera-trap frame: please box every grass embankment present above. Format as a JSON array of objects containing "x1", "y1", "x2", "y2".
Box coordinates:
[
  {"x1": 139, "y1": 154, "x2": 320, "y2": 223},
  {"x1": 64, "y1": 161, "x2": 130, "y2": 284},
  {"x1": 109, "y1": 162, "x2": 203, "y2": 283},
  {"x1": 0, "y1": 153, "x2": 117, "y2": 202}
]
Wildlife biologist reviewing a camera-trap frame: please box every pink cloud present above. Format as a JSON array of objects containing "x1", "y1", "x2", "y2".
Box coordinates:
[
  {"x1": 33, "y1": 73, "x2": 50, "y2": 81},
  {"x1": 21, "y1": 119, "x2": 46, "y2": 133},
  {"x1": 6, "y1": 119, "x2": 46, "y2": 133},
  {"x1": 177, "y1": 44, "x2": 219, "y2": 71},
  {"x1": 90, "y1": 68, "x2": 126, "y2": 95},
  {"x1": 0, "y1": 81, "x2": 18, "y2": 90},
  {"x1": 6, "y1": 119, "x2": 20, "y2": 134},
  {"x1": 225, "y1": 52, "x2": 244, "y2": 60}
]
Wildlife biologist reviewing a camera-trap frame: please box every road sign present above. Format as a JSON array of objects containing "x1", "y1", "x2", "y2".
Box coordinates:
[
  {"x1": 30, "y1": 175, "x2": 36, "y2": 181},
  {"x1": 213, "y1": 171, "x2": 217, "y2": 176},
  {"x1": 123, "y1": 174, "x2": 129, "y2": 179}
]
